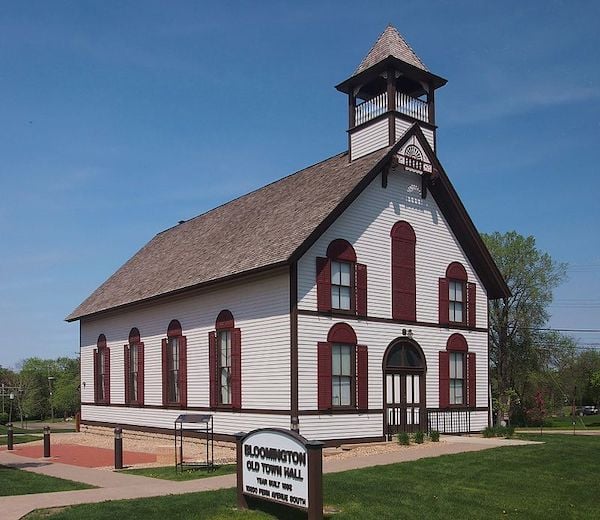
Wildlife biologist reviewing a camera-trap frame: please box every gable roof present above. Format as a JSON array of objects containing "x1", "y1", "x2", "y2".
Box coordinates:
[
  {"x1": 66, "y1": 147, "x2": 393, "y2": 321},
  {"x1": 355, "y1": 25, "x2": 428, "y2": 75}
]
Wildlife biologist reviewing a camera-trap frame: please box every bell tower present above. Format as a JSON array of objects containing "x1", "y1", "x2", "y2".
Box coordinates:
[{"x1": 336, "y1": 25, "x2": 447, "y2": 161}]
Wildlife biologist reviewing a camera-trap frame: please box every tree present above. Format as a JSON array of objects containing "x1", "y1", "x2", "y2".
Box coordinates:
[{"x1": 482, "y1": 231, "x2": 568, "y2": 424}]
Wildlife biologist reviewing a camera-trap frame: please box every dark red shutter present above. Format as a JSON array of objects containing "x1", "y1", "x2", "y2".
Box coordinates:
[
  {"x1": 316, "y1": 257, "x2": 332, "y2": 312},
  {"x1": 391, "y1": 233, "x2": 416, "y2": 321},
  {"x1": 179, "y1": 336, "x2": 187, "y2": 408},
  {"x1": 439, "y1": 278, "x2": 449, "y2": 326},
  {"x1": 356, "y1": 263, "x2": 367, "y2": 316},
  {"x1": 124, "y1": 345, "x2": 130, "y2": 404},
  {"x1": 317, "y1": 342, "x2": 332, "y2": 410},
  {"x1": 467, "y1": 282, "x2": 476, "y2": 328},
  {"x1": 439, "y1": 351, "x2": 450, "y2": 408},
  {"x1": 467, "y1": 352, "x2": 476, "y2": 407},
  {"x1": 103, "y1": 348, "x2": 111, "y2": 404},
  {"x1": 93, "y1": 349, "x2": 99, "y2": 403},
  {"x1": 231, "y1": 328, "x2": 242, "y2": 409},
  {"x1": 208, "y1": 332, "x2": 218, "y2": 408},
  {"x1": 137, "y1": 342, "x2": 145, "y2": 406},
  {"x1": 161, "y1": 338, "x2": 168, "y2": 406},
  {"x1": 356, "y1": 345, "x2": 368, "y2": 410}
]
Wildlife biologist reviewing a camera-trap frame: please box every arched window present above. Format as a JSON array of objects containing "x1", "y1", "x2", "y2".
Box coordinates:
[
  {"x1": 439, "y1": 333, "x2": 476, "y2": 408},
  {"x1": 161, "y1": 320, "x2": 187, "y2": 408},
  {"x1": 209, "y1": 311, "x2": 242, "y2": 409},
  {"x1": 390, "y1": 221, "x2": 416, "y2": 321},
  {"x1": 439, "y1": 262, "x2": 476, "y2": 327},
  {"x1": 317, "y1": 323, "x2": 368, "y2": 410},
  {"x1": 316, "y1": 239, "x2": 367, "y2": 316},
  {"x1": 124, "y1": 328, "x2": 144, "y2": 406},
  {"x1": 94, "y1": 334, "x2": 110, "y2": 404},
  {"x1": 384, "y1": 341, "x2": 425, "y2": 370}
]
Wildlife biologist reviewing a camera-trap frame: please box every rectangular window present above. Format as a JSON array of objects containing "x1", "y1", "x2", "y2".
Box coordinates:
[
  {"x1": 98, "y1": 350, "x2": 106, "y2": 401},
  {"x1": 129, "y1": 345, "x2": 138, "y2": 403},
  {"x1": 332, "y1": 344, "x2": 353, "y2": 407},
  {"x1": 449, "y1": 281, "x2": 464, "y2": 323},
  {"x1": 167, "y1": 337, "x2": 180, "y2": 403},
  {"x1": 331, "y1": 261, "x2": 352, "y2": 310},
  {"x1": 449, "y1": 352, "x2": 464, "y2": 405},
  {"x1": 218, "y1": 330, "x2": 232, "y2": 405}
]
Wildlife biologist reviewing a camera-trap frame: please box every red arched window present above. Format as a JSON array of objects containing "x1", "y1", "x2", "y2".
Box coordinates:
[
  {"x1": 439, "y1": 262, "x2": 476, "y2": 327},
  {"x1": 439, "y1": 333, "x2": 476, "y2": 409},
  {"x1": 316, "y1": 239, "x2": 367, "y2": 316},
  {"x1": 161, "y1": 320, "x2": 187, "y2": 408},
  {"x1": 317, "y1": 323, "x2": 368, "y2": 411},
  {"x1": 390, "y1": 221, "x2": 416, "y2": 321},
  {"x1": 124, "y1": 327, "x2": 144, "y2": 406},
  {"x1": 209, "y1": 310, "x2": 242, "y2": 409},
  {"x1": 94, "y1": 334, "x2": 110, "y2": 404}
]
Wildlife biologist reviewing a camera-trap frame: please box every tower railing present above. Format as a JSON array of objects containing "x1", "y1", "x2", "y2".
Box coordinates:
[{"x1": 354, "y1": 92, "x2": 430, "y2": 126}]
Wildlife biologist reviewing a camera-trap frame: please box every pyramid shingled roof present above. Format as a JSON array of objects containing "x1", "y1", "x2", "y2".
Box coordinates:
[{"x1": 355, "y1": 25, "x2": 428, "y2": 74}]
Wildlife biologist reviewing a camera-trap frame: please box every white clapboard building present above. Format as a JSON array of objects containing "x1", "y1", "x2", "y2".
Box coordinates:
[{"x1": 67, "y1": 26, "x2": 509, "y2": 444}]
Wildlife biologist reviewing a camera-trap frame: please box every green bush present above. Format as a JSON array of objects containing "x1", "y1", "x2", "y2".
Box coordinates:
[
  {"x1": 397, "y1": 432, "x2": 410, "y2": 445},
  {"x1": 413, "y1": 431, "x2": 424, "y2": 444},
  {"x1": 429, "y1": 430, "x2": 440, "y2": 442},
  {"x1": 0, "y1": 412, "x2": 8, "y2": 425},
  {"x1": 482, "y1": 425, "x2": 515, "y2": 438}
]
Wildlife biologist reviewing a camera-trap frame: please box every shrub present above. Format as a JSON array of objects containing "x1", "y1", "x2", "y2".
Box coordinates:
[
  {"x1": 482, "y1": 425, "x2": 515, "y2": 438},
  {"x1": 482, "y1": 426, "x2": 496, "y2": 438},
  {"x1": 397, "y1": 432, "x2": 410, "y2": 445},
  {"x1": 0, "y1": 412, "x2": 8, "y2": 425},
  {"x1": 413, "y1": 431, "x2": 424, "y2": 444},
  {"x1": 429, "y1": 430, "x2": 440, "y2": 442}
]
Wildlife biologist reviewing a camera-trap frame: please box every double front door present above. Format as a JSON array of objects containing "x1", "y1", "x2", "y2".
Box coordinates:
[{"x1": 385, "y1": 370, "x2": 425, "y2": 436}]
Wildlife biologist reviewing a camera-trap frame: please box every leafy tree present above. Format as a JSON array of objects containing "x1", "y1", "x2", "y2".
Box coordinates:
[{"x1": 482, "y1": 231, "x2": 568, "y2": 424}]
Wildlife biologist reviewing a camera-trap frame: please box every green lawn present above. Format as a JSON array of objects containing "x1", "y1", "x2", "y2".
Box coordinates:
[
  {"x1": 0, "y1": 465, "x2": 93, "y2": 497},
  {"x1": 518, "y1": 414, "x2": 600, "y2": 430},
  {"x1": 24, "y1": 434, "x2": 600, "y2": 519},
  {"x1": 120, "y1": 464, "x2": 236, "y2": 481},
  {"x1": 0, "y1": 434, "x2": 41, "y2": 445}
]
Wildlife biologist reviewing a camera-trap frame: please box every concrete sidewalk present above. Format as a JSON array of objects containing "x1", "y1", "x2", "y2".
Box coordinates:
[{"x1": 0, "y1": 436, "x2": 538, "y2": 520}]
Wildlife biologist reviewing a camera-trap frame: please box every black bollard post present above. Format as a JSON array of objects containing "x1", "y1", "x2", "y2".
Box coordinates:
[
  {"x1": 7, "y1": 423, "x2": 14, "y2": 450},
  {"x1": 114, "y1": 427, "x2": 123, "y2": 470},
  {"x1": 43, "y1": 426, "x2": 51, "y2": 457}
]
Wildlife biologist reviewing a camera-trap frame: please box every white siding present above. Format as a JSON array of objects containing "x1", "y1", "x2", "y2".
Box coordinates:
[
  {"x1": 421, "y1": 126, "x2": 435, "y2": 150},
  {"x1": 395, "y1": 117, "x2": 435, "y2": 150},
  {"x1": 80, "y1": 272, "x2": 291, "y2": 434},
  {"x1": 350, "y1": 119, "x2": 389, "y2": 160},
  {"x1": 300, "y1": 414, "x2": 382, "y2": 441},
  {"x1": 297, "y1": 167, "x2": 488, "y2": 327}
]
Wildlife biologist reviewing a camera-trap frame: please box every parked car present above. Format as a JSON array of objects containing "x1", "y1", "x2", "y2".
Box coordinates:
[{"x1": 576, "y1": 406, "x2": 599, "y2": 416}]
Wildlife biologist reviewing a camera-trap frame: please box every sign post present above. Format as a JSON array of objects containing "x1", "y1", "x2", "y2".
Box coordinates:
[{"x1": 235, "y1": 428, "x2": 323, "y2": 520}]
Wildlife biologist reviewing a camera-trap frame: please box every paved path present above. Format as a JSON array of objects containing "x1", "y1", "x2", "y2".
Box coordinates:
[{"x1": 0, "y1": 436, "x2": 538, "y2": 520}]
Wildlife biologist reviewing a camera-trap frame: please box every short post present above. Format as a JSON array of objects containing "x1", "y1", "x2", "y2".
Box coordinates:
[
  {"x1": 43, "y1": 426, "x2": 51, "y2": 457},
  {"x1": 114, "y1": 427, "x2": 123, "y2": 470},
  {"x1": 7, "y1": 423, "x2": 14, "y2": 451},
  {"x1": 75, "y1": 412, "x2": 80, "y2": 433},
  {"x1": 234, "y1": 432, "x2": 248, "y2": 510},
  {"x1": 306, "y1": 440, "x2": 324, "y2": 520}
]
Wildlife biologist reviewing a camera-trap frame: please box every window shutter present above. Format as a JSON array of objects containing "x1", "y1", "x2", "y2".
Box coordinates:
[
  {"x1": 356, "y1": 263, "x2": 368, "y2": 316},
  {"x1": 317, "y1": 342, "x2": 332, "y2": 411},
  {"x1": 208, "y1": 332, "x2": 218, "y2": 408},
  {"x1": 137, "y1": 342, "x2": 145, "y2": 406},
  {"x1": 123, "y1": 345, "x2": 130, "y2": 404},
  {"x1": 467, "y1": 352, "x2": 476, "y2": 407},
  {"x1": 231, "y1": 328, "x2": 242, "y2": 409},
  {"x1": 316, "y1": 257, "x2": 332, "y2": 312},
  {"x1": 439, "y1": 278, "x2": 449, "y2": 326},
  {"x1": 179, "y1": 336, "x2": 187, "y2": 408},
  {"x1": 103, "y1": 348, "x2": 111, "y2": 404},
  {"x1": 467, "y1": 283, "x2": 476, "y2": 328},
  {"x1": 439, "y1": 351, "x2": 450, "y2": 408},
  {"x1": 356, "y1": 345, "x2": 368, "y2": 410},
  {"x1": 391, "y1": 234, "x2": 416, "y2": 321},
  {"x1": 93, "y1": 349, "x2": 99, "y2": 403},
  {"x1": 161, "y1": 338, "x2": 168, "y2": 406}
]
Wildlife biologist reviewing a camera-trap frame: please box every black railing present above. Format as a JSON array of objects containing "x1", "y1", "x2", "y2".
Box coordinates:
[{"x1": 427, "y1": 409, "x2": 471, "y2": 434}]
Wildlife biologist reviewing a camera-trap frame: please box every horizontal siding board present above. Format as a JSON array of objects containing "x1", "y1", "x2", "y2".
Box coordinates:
[
  {"x1": 299, "y1": 414, "x2": 382, "y2": 440},
  {"x1": 80, "y1": 273, "x2": 291, "y2": 412},
  {"x1": 350, "y1": 119, "x2": 389, "y2": 160}
]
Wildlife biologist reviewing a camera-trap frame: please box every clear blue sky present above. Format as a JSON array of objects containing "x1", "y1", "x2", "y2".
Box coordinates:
[{"x1": 1, "y1": 1, "x2": 599, "y2": 368}]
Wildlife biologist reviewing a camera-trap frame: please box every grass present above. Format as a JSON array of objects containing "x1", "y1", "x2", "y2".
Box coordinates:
[
  {"x1": 519, "y1": 414, "x2": 600, "y2": 430},
  {"x1": 0, "y1": 434, "x2": 41, "y2": 446},
  {"x1": 120, "y1": 464, "x2": 236, "y2": 481},
  {"x1": 0, "y1": 465, "x2": 93, "y2": 497},
  {"x1": 24, "y1": 434, "x2": 600, "y2": 519}
]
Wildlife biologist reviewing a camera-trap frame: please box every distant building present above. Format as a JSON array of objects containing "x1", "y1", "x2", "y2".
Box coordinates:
[{"x1": 67, "y1": 26, "x2": 509, "y2": 444}]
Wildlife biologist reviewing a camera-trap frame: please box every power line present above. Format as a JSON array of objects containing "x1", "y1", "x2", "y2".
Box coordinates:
[{"x1": 527, "y1": 328, "x2": 600, "y2": 333}]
